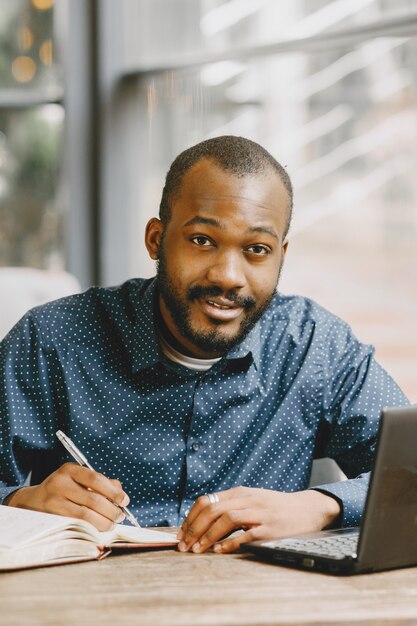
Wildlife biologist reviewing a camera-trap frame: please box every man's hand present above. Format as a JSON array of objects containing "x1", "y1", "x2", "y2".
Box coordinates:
[
  {"x1": 177, "y1": 486, "x2": 341, "y2": 554},
  {"x1": 5, "y1": 462, "x2": 130, "y2": 531}
]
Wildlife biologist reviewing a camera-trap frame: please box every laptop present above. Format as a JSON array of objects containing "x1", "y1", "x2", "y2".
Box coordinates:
[{"x1": 242, "y1": 406, "x2": 417, "y2": 575}]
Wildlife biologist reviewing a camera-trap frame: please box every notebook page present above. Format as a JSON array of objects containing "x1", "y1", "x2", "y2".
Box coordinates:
[
  {"x1": 0, "y1": 505, "x2": 92, "y2": 549},
  {"x1": 100, "y1": 523, "x2": 178, "y2": 546}
]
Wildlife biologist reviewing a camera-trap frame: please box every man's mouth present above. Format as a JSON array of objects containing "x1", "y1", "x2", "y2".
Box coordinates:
[
  {"x1": 208, "y1": 298, "x2": 237, "y2": 309},
  {"x1": 199, "y1": 298, "x2": 244, "y2": 321}
]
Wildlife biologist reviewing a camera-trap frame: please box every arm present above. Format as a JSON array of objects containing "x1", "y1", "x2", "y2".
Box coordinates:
[
  {"x1": 0, "y1": 312, "x2": 129, "y2": 530},
  {"x1": 311, "y1": 323, "x2": 410, "y2": 526}
]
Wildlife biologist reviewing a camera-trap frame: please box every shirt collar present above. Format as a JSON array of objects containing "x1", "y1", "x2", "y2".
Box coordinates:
[
  {"x1": 225, "y1": 321, "x2": 261, "y2": 371},
  {"x1": 130, "y1": 277, "x2": 262, "y2": 373}
]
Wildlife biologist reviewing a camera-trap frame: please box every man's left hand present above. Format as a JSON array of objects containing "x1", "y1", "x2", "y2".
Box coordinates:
[{"x1": 177, "y1": 486, "x2": 341, "y2": 554}]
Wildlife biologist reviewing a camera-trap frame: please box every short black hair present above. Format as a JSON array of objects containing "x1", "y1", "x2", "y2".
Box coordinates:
[{"x1": 159, "y1": 135, "x2": 293, "y2": 237}]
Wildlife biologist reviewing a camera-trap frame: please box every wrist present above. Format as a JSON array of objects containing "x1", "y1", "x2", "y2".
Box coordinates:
[
  {"x1": 4, "y1": 486, "x2": 33, "y2": 507},
  {"x1": 307, "y1": 489, "x2": 342, "y2": 529}
]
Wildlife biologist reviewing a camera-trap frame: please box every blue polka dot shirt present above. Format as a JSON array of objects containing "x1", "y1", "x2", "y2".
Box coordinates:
[{"x1": 0, "y1": 278, "x2": 409, "y2": 527}]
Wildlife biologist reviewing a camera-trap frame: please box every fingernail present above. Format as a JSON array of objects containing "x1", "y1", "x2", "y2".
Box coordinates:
[
  {"x1": 177, "y1": 529, "x2": 184, "y2": 540},
  {"x1": 213, "y1": 543, "x2": 222, "y2": 553},
  {"x1": 121, "y1": 495, "x2": 129, "y2": 506},
  {"x1": 178, "y1": 542, "x2": 187, "y2": 552},
  {"x1": 192, "y1": 542, "x2": 201, "y2": 553},
  {"x1": 117, "y1": 512, "x2": 125, "y2": 523}
]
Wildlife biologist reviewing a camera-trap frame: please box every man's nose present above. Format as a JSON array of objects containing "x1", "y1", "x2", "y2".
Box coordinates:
[{"x1": 205, "y1": 250, "x2": 246, "y2": 291}]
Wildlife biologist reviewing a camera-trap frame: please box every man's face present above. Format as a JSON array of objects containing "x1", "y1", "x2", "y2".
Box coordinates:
[{"x1": 147, "y1": 159, "x2": 289, "y2": 358}]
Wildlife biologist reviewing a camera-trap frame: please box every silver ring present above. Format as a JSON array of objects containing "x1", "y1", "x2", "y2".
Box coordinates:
[{"x1": 207, "y1": 493, "x2": 219, "y2": 505}]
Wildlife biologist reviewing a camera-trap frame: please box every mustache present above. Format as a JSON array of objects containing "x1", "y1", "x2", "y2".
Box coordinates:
[{"x1": 187, "y1": 285, "x2": 256, "y2": 311}]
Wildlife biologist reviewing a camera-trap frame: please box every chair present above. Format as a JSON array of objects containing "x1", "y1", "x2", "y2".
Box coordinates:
[
  {"x1": 309, "y1": 457, "x2": 347, "y2": 486},
  {"x1": 0, "y1": 267, "x2": 81, "y2": 340}
]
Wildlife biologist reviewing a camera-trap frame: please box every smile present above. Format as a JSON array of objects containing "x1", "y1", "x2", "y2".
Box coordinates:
[
  {"x1": 208, "y1": 299, "x2": 237, "y2": 309},
  {"x1": 199, "y1": 298, "x2": 244, "y2": 321}
]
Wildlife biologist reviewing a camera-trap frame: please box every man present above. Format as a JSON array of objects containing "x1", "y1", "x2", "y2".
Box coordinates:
[{"x1": 0, "y1": 136, "x2": 409, "y2": 554}]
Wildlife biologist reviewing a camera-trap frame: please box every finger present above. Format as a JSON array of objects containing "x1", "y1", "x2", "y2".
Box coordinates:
[
  {"x1": 66, "y1": 480, "x2": 126, "y2": 525},
  {"x1": 181, "y1": 486, "x2": 251, "y2": 535},
  {"x1": 49, "y1": 495, "x2": 120, "y2": 532},
  {"x1": 181, "y1": 494, "x2": 219, "y2": 528},
  {"x1": 191, "y1": 508, "x2": 263, "y2": 553},
  {"x1": 179, "y1": 487, "x2": 254, "y2": 549},
  {"x1": 44, "y1": 471, "x2": 125, "y2": 525},
  {"x1": 34, "y1": 468, "x2": 125, "y2": 530},
  {"x1": 64, "y1": 464, "x2": 129, "y2": 507},
  {"x1": 178, "y1": 494, "x2": 223, "y2": 549},
  {"x1": 213, "y1": 524, "x2": 266, "y2": 554}
]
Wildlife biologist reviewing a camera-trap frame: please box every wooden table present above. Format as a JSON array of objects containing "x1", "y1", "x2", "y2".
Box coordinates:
[{"x1": 1, "y1": 547, "x2": 417, "y2": 626}]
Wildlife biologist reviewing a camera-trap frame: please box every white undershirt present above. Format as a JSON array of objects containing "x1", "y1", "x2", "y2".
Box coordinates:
[{"x1": 159, "y1": 333, "x2": 221, "y2": 371}]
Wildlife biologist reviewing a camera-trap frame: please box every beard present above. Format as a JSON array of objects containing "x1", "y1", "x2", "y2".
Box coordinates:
[{"x1": 156, "y1": 242, "x2": 279, "y2": 356}]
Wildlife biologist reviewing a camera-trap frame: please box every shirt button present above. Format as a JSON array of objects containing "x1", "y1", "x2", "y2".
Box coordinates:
[{"x1": 191, "y1": 441, "x2": 201, "y2": 452}]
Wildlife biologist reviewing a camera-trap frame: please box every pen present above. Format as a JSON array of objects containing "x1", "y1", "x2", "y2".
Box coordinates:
[{"x1": 55, "y1": 430, "x2": 140, "y2": 528}]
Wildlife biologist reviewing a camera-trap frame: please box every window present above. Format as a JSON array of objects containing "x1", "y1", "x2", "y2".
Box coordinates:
[
  {"x1": 98, "y1": 0, "x2": 417, "y2": 400},
  {"x1": 0, "y1": 0, "x2": 65, "y2": 270},
  {"x1": 1, "y1": 1, "x2": 416, "y2": 400}
]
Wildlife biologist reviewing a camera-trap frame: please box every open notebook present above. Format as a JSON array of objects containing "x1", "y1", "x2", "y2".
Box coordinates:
[{"x1": 0, "y1": 505, "x2": 178, "y2": 571}]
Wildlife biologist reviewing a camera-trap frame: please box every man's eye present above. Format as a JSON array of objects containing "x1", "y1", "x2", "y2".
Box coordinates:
[
  {"x1": 191, "y1": 236, "x2": 213, "y2": 247},
  {"x1": 247, "y1": 245, "x2": 270, "y2": 255}
]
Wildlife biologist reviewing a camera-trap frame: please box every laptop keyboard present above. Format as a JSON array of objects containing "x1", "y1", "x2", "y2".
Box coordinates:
[{"x1": 264, "y1": 533, "x2": 359, "y2": 560}]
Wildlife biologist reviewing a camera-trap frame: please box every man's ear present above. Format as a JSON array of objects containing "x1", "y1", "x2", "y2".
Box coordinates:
[
  {"x1": 282, "y1": 239, "x2": 289, "y2": 260},
  {"x1": 145, "y1": 218, "x2": 164, "y2": 260}
]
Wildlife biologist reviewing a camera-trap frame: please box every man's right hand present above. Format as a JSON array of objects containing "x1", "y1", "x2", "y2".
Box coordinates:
[{"x1": 4, "y1": 462, "x2": 130, "y2": 531}]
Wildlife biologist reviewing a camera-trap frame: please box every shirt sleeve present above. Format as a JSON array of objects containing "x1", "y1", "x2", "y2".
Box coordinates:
[
  {"x1": 0, "y1": 311, "x2": 58, "y2": 504},
  {"x1": 311, "y1": 319, "x2": 410, "y2": 527}
]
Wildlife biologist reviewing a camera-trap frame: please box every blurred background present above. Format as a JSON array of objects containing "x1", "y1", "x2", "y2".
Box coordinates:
[{"x1": 0, "y1": 0, "x2": 416, "y2": 401}]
